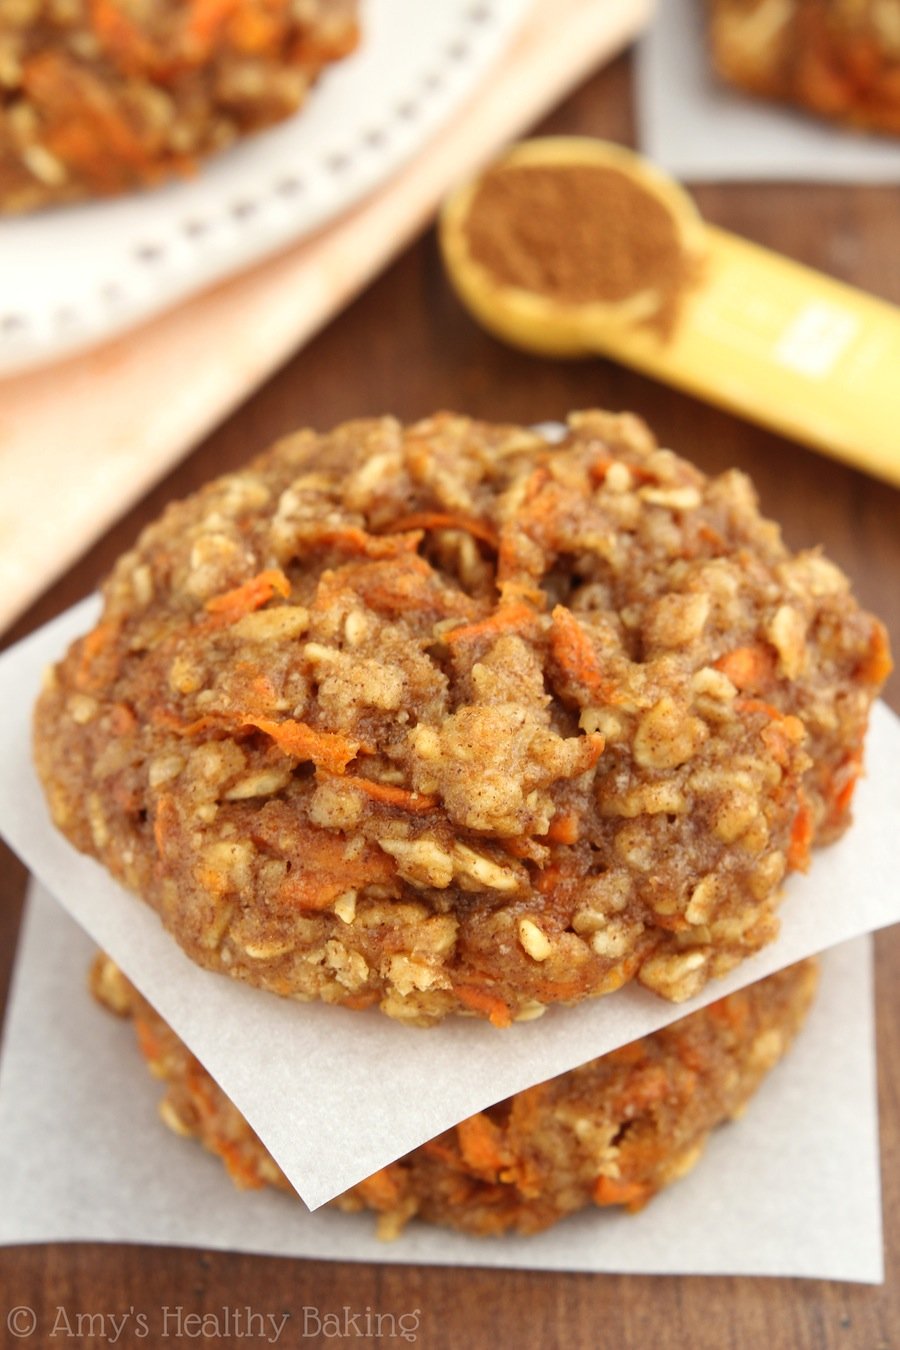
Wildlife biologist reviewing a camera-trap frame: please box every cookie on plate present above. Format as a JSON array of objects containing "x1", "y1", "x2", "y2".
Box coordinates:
[{"x1": 0, "y1": 0, "x2": 360, "y2": 212}]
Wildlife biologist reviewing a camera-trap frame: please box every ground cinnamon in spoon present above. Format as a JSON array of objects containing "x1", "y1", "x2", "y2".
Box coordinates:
[{"x1": 463, "y1": 163, "x2": 696, "y2": 337}]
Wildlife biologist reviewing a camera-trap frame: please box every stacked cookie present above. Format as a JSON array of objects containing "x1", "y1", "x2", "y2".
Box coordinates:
[{"x1": 34, "y1": 411, "x2": 890, "y2": 1236}]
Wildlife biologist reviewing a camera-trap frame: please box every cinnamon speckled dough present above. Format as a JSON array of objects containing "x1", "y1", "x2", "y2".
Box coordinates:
[
  {"x1": 34, "y1": 412, "x2": 890, "y2": 1025},
  {"x1": 93, "y1": 953, "x2": 819, "y2": 1237},
  {"x1": 0, "y1": 0, "x2": 359, "y2": 213}
]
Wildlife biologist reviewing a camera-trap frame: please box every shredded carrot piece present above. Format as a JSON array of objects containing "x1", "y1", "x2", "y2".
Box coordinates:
[
  {"x1": 713, "y1": 644, "x2": 777, "y2": 692},
  {"x1": 422, "y1": 1140, "x2": 463, "y2": 1171},
  {"x1": 858, "y1": 622, "x2": 893, "y2": 685},
  {"x1": 652, "y1": 912, "x2": 692, "y2": 934},
  {"x1": 453, "y1": 984, "x2": 513, "y2": 1028},
  {"x1": 830, "y1": 749, "x2": 863, "y2": 820},
  {"x1": 593, "y1": 1175, "x2": 653, "y2": 1209},
  {"x1": 387, "y1": 512, "x2": 500, "y2": 549},
  {"x1": 319, "y1": 771, "x2": 438, "y2": 813},
  {"x1": 522, "y1": 466, "x2": 551, "y2": 502},
  {"x1": 535, "y1": 863, "x2": 563, "y2": 897},
  {"x1": 74, "y1": 619, "x2": 120, "y2": 690},
  {"x1": 152, "y1": 794, "x2": 177, "y2": 856},
  {"x1": 228, "y1": 6, "x2": 281, "y2": 54},
  {"x1": 500, "y1": 835, "x2": 543, "y2": 862},
  {"x1": 549, "y1": 605, "x2": 619, "y2": 703},
  {"x1": 185, "y1": 1065, "x2": 218, "y2": 1120},
  {"x1": 109, "y1": 703, "x2": 136, "y2": 735},
  {"x1": 697, "y1": 523, "x2": 725, "y2": 551},
  {"x1": 25, "y1": 52, "x2": 156, "y2": 183},
  {"x1": 606, "y1": 1041, "x2": 647, "y2": 1068},
  {"x1": 154, "y1": 706, "x2": 359, "y2": 775},
  {"x1": 708, "y1": 990, "x2": 750, "y2": 1034},
  {"x1": 587, "y1": 456, "x2": 615, "y2": 483},
  {"x1": 134, "y1": 1017, "x2": 162, "y2": 1065},
  {"x1": 241, "y1": 717, "x2": 357, "y2": 774},
  {"x1": 612, "y1": 1065, "x2": 670, "y2": 1115},
  {"x1": 456, "y1": 1114, "x2": 509, "y2": 1179},
  {"x1": 152, "y1": 708, "x2": 219, "y2": 738},
  {"x1": 339, "y1": 992, "x2": 380, "y2": 1012},
  {"x1": 89, "y1": 0, "x2": 156, "y2": 71},
  {"x1": 444, "y1": 601, "x2": 537, "y2": 646},
  {"x1": 257, "y1": 815, "x2": 395, "y2": 913},
  {"x1": 186, "y1": 0, "x2": 239, "y2": 48},
  {"x1": 788, "y1": 790, "x2": 814, "y2": 871},
  {"x1": 306, "y1": 525, "x2": 424, "y2": 559},
  {"x1": 735, "y1": 697, "x2": 784, "y2": 721},
  {"x1": 356, "y1": 1167, "x2": 403, "y2": 1210},
  {"x1": 530, "y1": 974, "x2": 595, "y2": 1002},
  {"x1": 318, "y1": 554, "x2": 470, "y2": 618},
  {"x1": 545, "y1": 812, "x2": 580, "y2": 845},
  {"x1": 204, "y1": 568, "x2": 290, "y2": 622},
  {"x1": 217, "y1": 1140, "x2": 265, "y2": 1190}
]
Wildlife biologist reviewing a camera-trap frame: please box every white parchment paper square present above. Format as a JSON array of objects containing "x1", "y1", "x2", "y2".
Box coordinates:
[
  {"x1": 636, "y1": 0, "x2": 900, "y2": 182},
  {"x1": 3, "y1": 599, "x2": 899, "y2": 1210},
  {"x1": 0, "y1": 883, "x2": 882, "y2": 1282}
]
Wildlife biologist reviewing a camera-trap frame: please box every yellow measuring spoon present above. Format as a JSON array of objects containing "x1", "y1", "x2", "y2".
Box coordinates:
[{"x1": 441, "y1": 137, "x2": 900, "y2": 489}]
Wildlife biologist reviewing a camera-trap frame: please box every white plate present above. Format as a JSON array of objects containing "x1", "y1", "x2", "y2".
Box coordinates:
[{"x1": 0, "y1": 0, "x2": 530, "y2": 375}]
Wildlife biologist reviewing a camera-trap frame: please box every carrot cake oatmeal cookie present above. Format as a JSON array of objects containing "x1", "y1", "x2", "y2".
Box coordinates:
[
  {"x1": 93, "y1": 952, "x2": 819, "y2": 1236},
  {"x1": 0, "y1": 0, "x2": 359, "y2": 213},
  {"x1": 34, "y1": 412, "x2": 890, "y2": 1025},
  {"x1": 708, "y1": 0, "x2": 900, "y2": 136}
]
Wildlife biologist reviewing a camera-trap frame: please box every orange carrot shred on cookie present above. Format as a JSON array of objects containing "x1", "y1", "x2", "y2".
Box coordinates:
[
  {"x1": 186, "y1": 0, "x2": 239, "y2": 49},
  {"x1": 89, "y1": 0, "x2": 156, "y2": 71},
  {"x1": 356, "y1": 1167, "x2": 404, "y2": 1210},
  {"x1": 306, "y1": 524, "x2": 423, "y2": 559},
  {"x1": 549, "y1": 605, "x2": 619, "y2": 703},
  {"x1": 830, "y1": 750, "x2": 863, "y2": 819},
  {"x1": 319, "y1": 772, "x2": 438, "y2": 813},
  {"x1": 545, "y1": 812, "x2": 580, "y2": 845},
  {"x1": 443, "y1": 601, "x2": 536, "y2": 646},
  {"x1": 133, "y1": 1017, "x2": 162, "y2": 1065},
  {"x1": 388, "y1": 511, "x2": 500, "y2": 549},
  {"x1": 787, "y1": 791, "x2": 814, "y2": 871},
  {"x1": 456, "y1": 1114, "x2": 509, "y2": 1179},
  {"x1": 204, "y1": 568, "x2": 291, "y2": 622},
  {"x1": 713, "y1": 644, "x2": 777, "y2": 692},
  {"x1": 243, "y1": 717, "x2": 357, "y2": 774},
  {"x1": 152, "y1": 794, "x2": 177, "y2": 855},
  {"x1": 857, "y1": 622, "x2": 893, "y2": 685},
  {"x1": 217, "y1": 1140, "x2": 265, "y2": 1190},
  {"x1": 453, "y1": 984, "x2": 513, "y2": 1028},
  {"x1": 593, "y1": 1175, "x2": 653, "y2": 1209},
  {"x1": 421, "y1": 1138, "x2": 462, "y2": 1168},
  {"x1": 74, "y1": 619, "x2": 121, "y2": 690}
]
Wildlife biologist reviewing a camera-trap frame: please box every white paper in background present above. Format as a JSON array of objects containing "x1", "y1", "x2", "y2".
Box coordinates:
[
  {"x1": 636, "y1": 0, "x2": 900, "y2": 183},
  {"x1": 4, "y1": 599, "x2": 900, "y2": 1210},
  {"x1": 0, "y1": 883, "x2": 882, "y2": 1283}
]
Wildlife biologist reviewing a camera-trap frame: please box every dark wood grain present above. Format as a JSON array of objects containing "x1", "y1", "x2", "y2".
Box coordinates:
[{"x1": 1, "y1": 51, "x2": 898, "y2": 1350}]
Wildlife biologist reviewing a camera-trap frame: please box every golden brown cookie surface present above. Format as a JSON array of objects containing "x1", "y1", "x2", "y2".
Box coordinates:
[{"x1": 35, "y1": 412, "x2": 889, "y2": 1024}]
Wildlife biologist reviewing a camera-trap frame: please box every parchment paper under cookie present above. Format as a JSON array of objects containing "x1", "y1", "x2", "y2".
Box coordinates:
[
  {"x1": 0, "y1": 884, "x2": 881, "y2": 1282},
  {"x1": 1, "y1": 598, "x2": 897, "y2": 1209}
]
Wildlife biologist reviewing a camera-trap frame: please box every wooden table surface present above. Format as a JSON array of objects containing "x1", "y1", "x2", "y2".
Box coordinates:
[{"x1": 1, "y1": 51, "x2": 898, "y2": 1350}]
